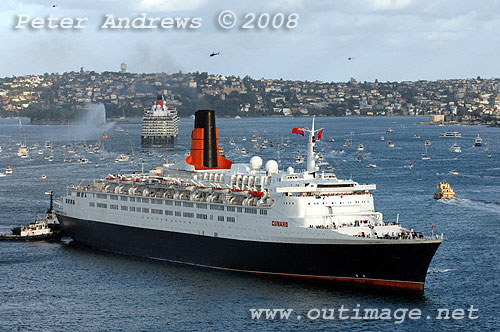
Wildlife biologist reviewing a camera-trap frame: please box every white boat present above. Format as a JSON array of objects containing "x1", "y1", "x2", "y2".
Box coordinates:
[
  {"x1": 79, "y1": 156, "x2": 89, "y2": 164},
  {"x1": 424, "y1": 140, "x2": 431, "y2": 146},
  {"x1": 422, "y1": 144, "x2": 431, "y2": 160},
  {"x1": 5, "y1": 166, "x2": 12, "y2": 175},
  {"x1": 474, "y1": 134, "x2": 482, "y2": 147},
  {"x1": 367, "y1": 163, "x2": 377, "y2": 168},
  {"x1": 115, "y1": 154, "x2": 130, "y2": 163},
  {"x1": 0, "y1": 172, "x2": 5, "y2": 177},
  {"x1": 380, "y1": 136, "x2": 385, "y2": 141},
  {"x1": 412, "y1": 134, "x2": 421, "y2": 139},
  {"x1": 386, "y1": 128, "x2": 394, "y2": 134},
  {"x1": 163, "y1": 157, "x2": 174, "y2": 168},
  {"x1": 387, "y1": 140, "x2": 395, "y2": 148},
  {"x1": 450, "y1": 142, "x2": 462, "y2": 153},
  {"x1": 17, "y1": 144, "x2": 29, "y2": 158},
  {"x1": 357, "y1": 144, "x2": 365, "y2": 152},
  {"x1": 440, "y1": 131, "x2": 461, "y2": 138}
]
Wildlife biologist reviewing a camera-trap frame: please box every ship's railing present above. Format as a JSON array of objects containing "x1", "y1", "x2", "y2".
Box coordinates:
[{"x1": 308, "y1": 221, "x2": 443, "y2": 241}]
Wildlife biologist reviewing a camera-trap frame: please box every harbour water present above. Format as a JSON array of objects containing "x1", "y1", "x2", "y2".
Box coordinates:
[{"x1": 0, "y1": 116, "x2": 499, "y2": 331}]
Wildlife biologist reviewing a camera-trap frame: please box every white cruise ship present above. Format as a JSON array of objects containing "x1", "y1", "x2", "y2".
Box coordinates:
[
  {"x1": 141, "y1": 95, "x2": 179, "y2": 150},
  {"x1": 56, "y1": 110, "x2": 442, "y2": 293}
]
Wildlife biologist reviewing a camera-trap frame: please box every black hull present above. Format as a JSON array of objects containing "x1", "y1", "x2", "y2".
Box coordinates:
[
  {"x1": 141, "y1": 135, "x2": 175, "y2": 150},
  {"x1": 57, "y1": 215, "x2": 441, "y2": 292}
]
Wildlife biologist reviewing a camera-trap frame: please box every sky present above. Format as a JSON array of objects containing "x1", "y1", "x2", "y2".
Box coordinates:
[{"x1": 1, "y1": 0, "x2": 500, "y2": 82}]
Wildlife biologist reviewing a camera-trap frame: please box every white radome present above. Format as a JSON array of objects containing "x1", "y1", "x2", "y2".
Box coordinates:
[
  {"x1": 265, "y1": 160, "x2": 279, "y2": 174},
  {"x1": 250, "y1": 156, "x2": 263, "y2": 170}
]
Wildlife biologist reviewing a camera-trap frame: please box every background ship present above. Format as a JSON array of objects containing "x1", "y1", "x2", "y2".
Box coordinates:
[{"x1": 141, "y1": 95, "x2": 179, "y2": 151}]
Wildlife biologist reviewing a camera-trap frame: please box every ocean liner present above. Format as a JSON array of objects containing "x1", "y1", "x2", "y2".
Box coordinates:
[
  {"x1": 141, "y1": 95, "x2": 179, "y2": 150},
  {"x1": 56, "y1": 110, "x2": 443, "y2": 292}
]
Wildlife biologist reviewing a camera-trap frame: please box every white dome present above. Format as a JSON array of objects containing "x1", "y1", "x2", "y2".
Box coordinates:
[
  {"x1": 287, "y1": 166, "x2": 294, "y2": 174},
  {"x1": 249, "y1": 156, "x2": 263, "y2": 170},
  {"x1": 265, "y1": 160, "x2": 279, "y2": 174}
]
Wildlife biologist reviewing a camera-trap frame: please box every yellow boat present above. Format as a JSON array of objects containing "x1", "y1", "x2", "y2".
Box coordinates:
[{"x1": 434, "y1": 180, "x2": 456, "y2": 199}]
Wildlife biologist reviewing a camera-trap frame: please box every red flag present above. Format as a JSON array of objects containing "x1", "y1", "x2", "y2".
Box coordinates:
[
  {"x1": 317, "y1": 129, "x2": 324, "y2": 140},
  {"x1": 432, "y1": 225, "x2": 434, "y2": 230},
  {"x1": 292, "y1": 128, "x2": 305, "y2": 136}
]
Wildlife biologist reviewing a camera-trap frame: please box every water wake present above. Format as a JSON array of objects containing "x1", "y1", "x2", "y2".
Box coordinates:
[
  {"x1": 438, "y1": 197, "x2": 500, "y2": 214},
  {"x1": 428, "y1": 268, "x2": 454, "y2": 274}
]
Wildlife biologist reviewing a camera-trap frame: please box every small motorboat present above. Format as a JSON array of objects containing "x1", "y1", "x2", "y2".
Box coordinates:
[{"x1": 474, "y1": 134, "x2": 482, "y2": 147}]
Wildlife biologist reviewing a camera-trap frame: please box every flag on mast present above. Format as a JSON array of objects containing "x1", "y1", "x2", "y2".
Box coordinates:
[
  {"x1": 317, "y1": 129, "x2": 324, "y2": 140},
  {"x1": 292, "y1": 128, "x2": 305, "y2": 136}
]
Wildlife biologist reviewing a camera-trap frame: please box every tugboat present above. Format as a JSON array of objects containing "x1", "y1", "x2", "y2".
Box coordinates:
[
  {"x1": 434, "y1": 181, "x2": 456, "y2": 199},
  {"x1": 1, "y1": 192, "x2": 61, "y2": 241}
]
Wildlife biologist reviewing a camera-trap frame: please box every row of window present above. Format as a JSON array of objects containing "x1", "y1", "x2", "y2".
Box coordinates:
[
  {"x1": 88, "y1": 202, "x2": 237, "y2": 222},
  {"x1": 65, "y1": 199, "x2": 75, "y2": 205},
  {"x1": 90, "y1": 194, "x2": 268, "y2": 214}
]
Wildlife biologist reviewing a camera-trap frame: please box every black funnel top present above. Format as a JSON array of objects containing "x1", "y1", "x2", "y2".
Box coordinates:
[
  {"x1": 156, "y1": 95, "x2": 163, "y2": 101},
  {"x1": 195, "y1": 110, "x2": 218, "y2": 168}
]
